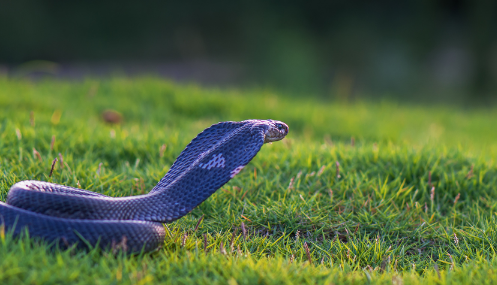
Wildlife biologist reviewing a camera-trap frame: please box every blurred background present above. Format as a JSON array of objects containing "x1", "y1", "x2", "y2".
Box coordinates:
[{"x1": 1, "y1": 0, "x2": 496, "y2": 104}]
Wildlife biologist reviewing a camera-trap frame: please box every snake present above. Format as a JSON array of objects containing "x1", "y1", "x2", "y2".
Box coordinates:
[{"x1": 0, "y1": 119, "x2": 288, "y2": 253}]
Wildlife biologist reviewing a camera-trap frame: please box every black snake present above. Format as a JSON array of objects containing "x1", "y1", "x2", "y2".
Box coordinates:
[{"x1": 0, "y1": 120, "x2": 288, "y2": 253}]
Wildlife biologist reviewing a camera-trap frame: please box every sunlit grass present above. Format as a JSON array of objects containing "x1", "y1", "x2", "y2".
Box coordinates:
[{"x1": 1, "y1": 77, "x2": 497, "y2": 284}]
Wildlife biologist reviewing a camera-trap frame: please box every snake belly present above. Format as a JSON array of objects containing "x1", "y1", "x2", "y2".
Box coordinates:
[{"x1": 0, "y1": 120, "x2": 288, "y2": 253}]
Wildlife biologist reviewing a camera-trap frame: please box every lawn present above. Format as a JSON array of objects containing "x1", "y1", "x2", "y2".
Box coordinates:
[{"x1": 1, "y1": 77, "x2": 497, "y2": 284}]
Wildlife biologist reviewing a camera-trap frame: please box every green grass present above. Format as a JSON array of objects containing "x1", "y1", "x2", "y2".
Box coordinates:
[{"x1": 1, "y1": 77, "x2": 497, "y2": 284}]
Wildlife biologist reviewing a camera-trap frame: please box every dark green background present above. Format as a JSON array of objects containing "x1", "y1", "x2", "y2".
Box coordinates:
[{"x1": 1, "y1": 0, "x2": 496, "y2": 102}]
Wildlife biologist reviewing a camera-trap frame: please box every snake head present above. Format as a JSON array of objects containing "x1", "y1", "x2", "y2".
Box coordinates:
[{"x1": 262, "y1": 119, "x2": 289, "y2": 143}]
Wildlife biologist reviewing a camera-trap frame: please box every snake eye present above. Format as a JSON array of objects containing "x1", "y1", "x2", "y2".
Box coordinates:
[{"x1": 276, "y1": 123, "x2": 283, "y2": 130}]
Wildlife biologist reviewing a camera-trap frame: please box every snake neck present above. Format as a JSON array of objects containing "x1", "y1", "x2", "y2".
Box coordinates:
[{"x1": 137, "y1": 124, "x2": 268, "y2": 223}]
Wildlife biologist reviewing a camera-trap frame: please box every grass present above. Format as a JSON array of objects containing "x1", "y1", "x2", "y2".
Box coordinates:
[{"x1": 1, "y1": 77, "x2": 497, "y2": 284}]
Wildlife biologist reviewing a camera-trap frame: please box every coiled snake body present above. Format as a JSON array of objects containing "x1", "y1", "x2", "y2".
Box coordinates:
[{"x1": 0, "y1": 120, "x2": 288, "y2": 253}]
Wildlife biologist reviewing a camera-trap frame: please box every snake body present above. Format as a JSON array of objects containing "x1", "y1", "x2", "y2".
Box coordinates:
[{"x1": 0, "y1": 120, "x2": 288, "y2": 253}]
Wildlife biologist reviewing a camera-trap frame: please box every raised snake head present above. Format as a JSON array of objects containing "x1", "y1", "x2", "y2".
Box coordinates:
[{"x1": 262, "y1": 119, "x2": 289, "y2": 143}]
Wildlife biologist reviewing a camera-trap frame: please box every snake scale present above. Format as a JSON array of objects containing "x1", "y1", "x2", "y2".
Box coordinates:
[{"x1": 0, "y1": 120, "x2": 288, "y2": 253}]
